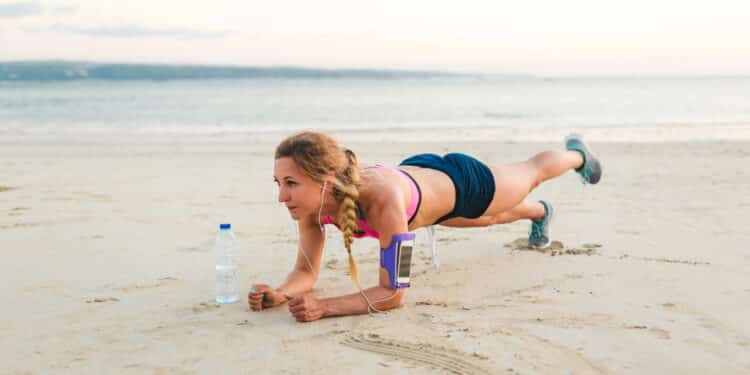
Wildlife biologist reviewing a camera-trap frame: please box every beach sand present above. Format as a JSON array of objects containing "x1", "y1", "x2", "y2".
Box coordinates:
[{"x1": 1, "y1": 131, "x2": 749, "y2": 374}]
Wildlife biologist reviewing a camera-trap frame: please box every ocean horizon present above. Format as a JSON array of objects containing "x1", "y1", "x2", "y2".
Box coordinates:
[{"x1": 2, "y1": 64, "x2": 749, "y2": 143}]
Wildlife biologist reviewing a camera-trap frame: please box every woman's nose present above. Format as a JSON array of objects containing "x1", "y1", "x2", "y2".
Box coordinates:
[{"x1": 277, "y1": 187, "x2": 289, "y2": 203}]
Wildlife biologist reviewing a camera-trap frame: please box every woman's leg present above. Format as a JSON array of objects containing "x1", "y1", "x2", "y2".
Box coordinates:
[
  {"x1": 439, "y1": 140, "x2": 598, "y2": 250},
  {"x1": 440, "y1": 150, "x2": 581, "y2": 228},
  {"x1": 440, "y1": 199, "x2": 545, "y2": 227},
  {"x1": 482, "y1": 149, "x2": 583, "y2": 218}
]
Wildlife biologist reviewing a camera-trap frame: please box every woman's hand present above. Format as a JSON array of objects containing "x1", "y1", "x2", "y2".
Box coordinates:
[
  {"x1": 248, "y1": 284, "x2": 288, "y2": 311},
  {"x1": 288, "y1": 293, "x2": 327, "y2": 322}
]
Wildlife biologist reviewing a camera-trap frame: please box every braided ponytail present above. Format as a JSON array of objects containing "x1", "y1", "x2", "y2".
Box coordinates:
[{"x1": 334, "y1": 148, "x2": 363, "y2": 288}]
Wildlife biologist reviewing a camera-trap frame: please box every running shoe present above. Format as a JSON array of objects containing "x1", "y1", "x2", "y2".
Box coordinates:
[
  {"x1": 565, "y1": 133, "x2": 602, "y2": 185},
  {"x1": 529, "y1": 200, "x2": 554, "y2": 248}
]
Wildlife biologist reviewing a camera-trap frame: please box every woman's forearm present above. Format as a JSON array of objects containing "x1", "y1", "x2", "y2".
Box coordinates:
[
  {"x1": 277, "y1": 270, "x2": 317, "y2": 295},
  {"x1": 322, "y1": 286, "x2": 404, "y2": 317}
]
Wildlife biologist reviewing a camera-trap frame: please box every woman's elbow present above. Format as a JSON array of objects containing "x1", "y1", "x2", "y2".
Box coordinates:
[{"x1": 379, "y1": 288, "x2": 406, "y2": 310}]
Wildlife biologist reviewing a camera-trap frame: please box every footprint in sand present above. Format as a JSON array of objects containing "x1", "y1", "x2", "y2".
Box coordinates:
[
  {"x1": 437, "y1": 236, "x2": 470, "y2": 244},
  {"x1": 660, "y1": 301, "x2": 750, "y2": 354},
  {"x1": 177, "y1": 239, "x2": 214, "y2": 253},
  {"x1": 85, "y1": 297, "x2": 120, "y2": 303},
  {"x1": 648, "y1": 328, "x2": 671, "y2": 339},
  {"x1": 340, "y1": 333, "x2": 493, "y2": 375},
  {"x1": 191, "y1": 301, "x2": 221, "y2": 313},
  {"x1": 271, "y1": 238, "x2": 296, "y2": 245},
  {"x1": 112, "y1": 277, "x2": 179, "y2": 293},
  {"x1": 8, "y1": 207, "x2": 29, "y2": 216},
  {"x1": 415, "y1": 300, "x2": 449, "y2": 308},
  {"x1": 325, "y1": 257, "x2": 378, "y2": 271},
  {"x1": 504, "y1": 238, "x2": 600, "y2": 256},
  {"x1": 0, "y1": 222, "x2": 42, "y2": 230},
  {"x1": 72, "y1": 191, "x2": 113, "y2": 202},
  {"x1": 624, "y1": 324, "x2": 671, "y2": 339}
]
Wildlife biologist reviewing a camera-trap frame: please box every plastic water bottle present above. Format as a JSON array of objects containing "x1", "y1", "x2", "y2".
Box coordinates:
[{"x1": 214, "y1": 223, "x2": 239, "y2": 303}]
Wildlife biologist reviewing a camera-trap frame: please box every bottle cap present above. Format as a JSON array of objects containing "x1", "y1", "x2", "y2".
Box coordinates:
[{"x1": 220, "y1": 223, "x2": 231, "y2": 230}]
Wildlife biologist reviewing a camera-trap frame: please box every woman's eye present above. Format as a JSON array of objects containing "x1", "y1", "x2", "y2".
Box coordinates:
[{"x1": 286, "y1": 181, "x2": 297, "y2": 187}]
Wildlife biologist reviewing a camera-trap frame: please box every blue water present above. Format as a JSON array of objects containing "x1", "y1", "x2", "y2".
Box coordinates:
[{"x1": 2, "y1": 77, "x2": 750, "y2": 139}]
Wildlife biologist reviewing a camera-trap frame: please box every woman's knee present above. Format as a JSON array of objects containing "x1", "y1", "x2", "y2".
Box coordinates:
[
  {"x1": 528, "y1": 150, "x2": 571, "y2": 186},
  {"x1": 524, "y1": 157, "x2": 548, "y2": 190},
  {"x1": 492, "y1": 211, "x2": 517, "y2": 224}
]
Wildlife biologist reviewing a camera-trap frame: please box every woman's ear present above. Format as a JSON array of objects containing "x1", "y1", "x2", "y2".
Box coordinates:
[{"x1": 323, "y1": 172, "x2": 337, "y2": 187}]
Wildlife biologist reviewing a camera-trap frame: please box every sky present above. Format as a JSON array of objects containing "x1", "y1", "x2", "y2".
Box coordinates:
[{"x1": 1, "y1": 0, "x2": 749, "y2": 75}]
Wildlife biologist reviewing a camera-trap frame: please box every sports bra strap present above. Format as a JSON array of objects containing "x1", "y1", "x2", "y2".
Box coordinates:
[{"x1": 366, "y1": 164, "x2": 420, "y2": 221}]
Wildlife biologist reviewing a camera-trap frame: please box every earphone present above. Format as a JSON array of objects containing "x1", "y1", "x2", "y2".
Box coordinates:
[{"x1": 317, "y1": 180, "x2": 327, "y2": 233}]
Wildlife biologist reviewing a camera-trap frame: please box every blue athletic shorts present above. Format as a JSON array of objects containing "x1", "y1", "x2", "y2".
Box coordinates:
[{"x1": 400, "y1": 153, "x2": 495, "y2": 223}]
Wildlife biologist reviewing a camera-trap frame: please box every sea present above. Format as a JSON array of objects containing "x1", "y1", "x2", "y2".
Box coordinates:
[{"x1": 2, "y1": 75, "x2": 750, "y2": 142}]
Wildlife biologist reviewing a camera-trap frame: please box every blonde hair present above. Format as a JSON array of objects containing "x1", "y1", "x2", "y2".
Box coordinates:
[{"x1": 275, "y1": 131, "x2": 363, "y2": 289}]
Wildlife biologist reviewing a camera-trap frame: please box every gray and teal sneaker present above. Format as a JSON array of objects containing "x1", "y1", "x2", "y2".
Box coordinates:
[
  {"x1": 565, "y1": 133, "x2": 602, "y2": 185},
  {"x1": 529, "y1": 200, "x2": 554, "y2": 248}
]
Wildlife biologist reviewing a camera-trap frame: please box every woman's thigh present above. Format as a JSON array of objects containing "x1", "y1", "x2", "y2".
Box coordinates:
[
  {"x1": 438, "y1": 216, "x2": 495, "y2": 227},
  {"x1": 481, "y1": 161, "x2": 538, "y2": 216}
]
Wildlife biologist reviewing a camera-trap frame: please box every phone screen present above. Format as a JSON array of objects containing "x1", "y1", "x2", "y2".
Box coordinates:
[{"x1": 397, "y1": 241, "x2": 413, "y2": 281}]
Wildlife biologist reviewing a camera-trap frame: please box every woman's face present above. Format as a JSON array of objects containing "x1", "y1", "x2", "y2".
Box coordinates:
[{"x1": 273, "y1": 157, "x2": 326, "y2": 220}]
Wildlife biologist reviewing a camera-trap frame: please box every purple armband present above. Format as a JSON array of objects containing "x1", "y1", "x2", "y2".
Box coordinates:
[{"x1": 380, "y1": 232, "x2": 416, "y2": 289}]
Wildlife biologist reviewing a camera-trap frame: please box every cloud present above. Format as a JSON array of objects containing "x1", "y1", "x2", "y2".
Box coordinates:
[
  {"x1": 0, "y1": 1, "x2": 43, "y2": 17},
  {"x1": 26, "y1": 24, "x2": 230, "y2": 39},
  {"x1": 50, "y1": 4, "x2": 78, "y2": 15}
]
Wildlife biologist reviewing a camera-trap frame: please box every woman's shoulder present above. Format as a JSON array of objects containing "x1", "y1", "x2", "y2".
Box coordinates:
[{"x1": 359, "y1": 172, "x2": 406, "y2": 213}]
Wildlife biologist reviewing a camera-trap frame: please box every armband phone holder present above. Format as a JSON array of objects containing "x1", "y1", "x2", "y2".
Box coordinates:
[{"x1": 380, "y1": 232, "x2": 416, "y2": 289}]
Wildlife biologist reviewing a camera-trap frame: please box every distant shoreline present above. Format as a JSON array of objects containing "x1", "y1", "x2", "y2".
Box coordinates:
[
  {"x1": 3, "y1": 61, "x2": 750, "y2": 82},
  {"x1": 0, "y1": 60, "x2": 489, "y2": 81},
  {"x1": 3, "y1": 123, "x2": 750, "y2": 144}
]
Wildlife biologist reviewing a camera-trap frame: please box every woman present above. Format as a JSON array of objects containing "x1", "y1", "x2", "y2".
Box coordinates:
[{"x1": 249, "y1": 131, "x2": 602, "y2": 322}]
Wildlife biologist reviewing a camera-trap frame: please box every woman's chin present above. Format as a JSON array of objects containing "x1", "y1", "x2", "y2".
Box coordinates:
[{"x1": 287, "y1": 208, "x2": 305, "y2": 220}]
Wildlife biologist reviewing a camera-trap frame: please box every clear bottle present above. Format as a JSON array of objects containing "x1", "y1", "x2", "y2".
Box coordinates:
[{"x1": 214, "y1": 223, "x2": 239, "y2": 303}]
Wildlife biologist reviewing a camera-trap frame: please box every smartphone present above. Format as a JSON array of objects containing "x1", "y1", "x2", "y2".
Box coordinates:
[{"x1": 396, "y1": 239, "x2": 414, "y2": 285}]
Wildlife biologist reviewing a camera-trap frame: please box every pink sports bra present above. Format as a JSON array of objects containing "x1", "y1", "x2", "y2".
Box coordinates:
[{"x1": 321, "y1": 164, "x2": 421, "y2": 239}]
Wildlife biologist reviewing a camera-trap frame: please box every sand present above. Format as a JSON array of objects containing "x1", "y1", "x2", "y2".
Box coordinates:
[{"x1": 1, "y1": 131, "x2": 749, "y2": 374}]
